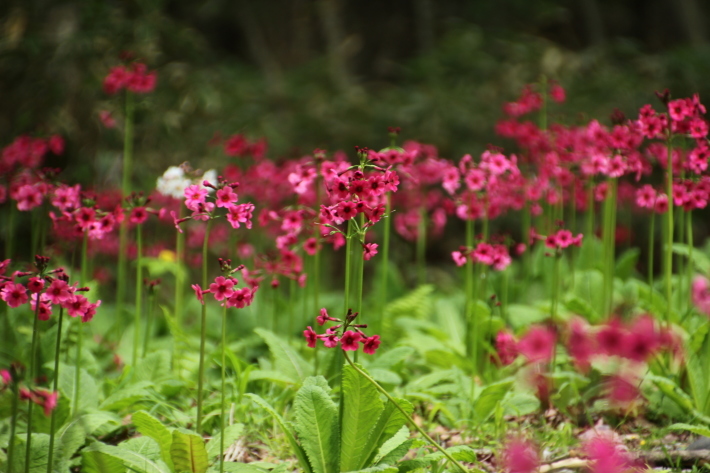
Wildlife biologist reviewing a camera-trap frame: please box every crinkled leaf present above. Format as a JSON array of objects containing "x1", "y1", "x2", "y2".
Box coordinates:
[
  {"x1": 58, "y1": 363, "x2": 98, "y2": 412},
  {"x1": 120, "y1": 436, "x2": 163, "y2": 460},
  {"x1": 134, "y1": 350, "x2": 172, "y2": 384},
  {"x1": 9, "y1": 433, "x2": 64, "y2": 473},
  {"x1": 82, "y1": 442, "x2": 171, "y2": 473},
  {"x1": 668, "y1": 423, "x2": 710, "y2": 438},
  {"x1": 373, "y1": 425, "x2": 409, "y2": 464},
  {"x1": 361, "y1": 398, "x2": 412, "y2": 468},
  {"x1": 171, "y1": 429, "x2": 209, "y2": 473},
  {"x1": 293, "y1": 384, "x2": 339, "y2": 473},
  {"x1": 100, "y1": 381, "x2": 155, "y2": 411},
  {"x1": 132, "y1": 410, "x2": 174, "y2": 469},
  {"x1": 254, "y1": 328, "x2": 311, "y2": 383},
  {"x1": 340, "y1": 364, "x2": 384, "y2": 472},
  {"x1": 473, "y1": 380, "x2": 513, "y2": 422}
]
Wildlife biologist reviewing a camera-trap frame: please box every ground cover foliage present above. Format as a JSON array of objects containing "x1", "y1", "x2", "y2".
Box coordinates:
[{"x1": 4, "y1": 3, "x2": 710, "y2": 472}]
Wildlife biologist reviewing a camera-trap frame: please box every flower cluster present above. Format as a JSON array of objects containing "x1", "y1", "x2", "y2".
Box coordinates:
[
  {"x1": 303, "y1": 308, "x2": 381, "y2": 355},
  {"x1": 192, "y1": 260, "x2": 258, "y2": 309},
  {"x1": 173, "y1": 175, "x2": 255, "y2": 231},
  {"x1": 0, "y1": 256, "x2": 101, "y2": 322},
  {"x1": 542, "y1": 228, "x2": 584, "y2": 251},
  {"x1": 103, "y1": 62, "x2": 157, "y2": 95},
  {"x1": 451, "y1": 241, "x2": 512, "y2": 270},
  {"x1": 20, "y1": 387, "x2": 59, "y2": 417}
]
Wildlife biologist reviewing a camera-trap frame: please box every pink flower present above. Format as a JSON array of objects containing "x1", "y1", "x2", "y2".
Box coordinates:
[
  {"x1": 0, "y1": 369, "x2": 11, "y2": 386},
  {"x1": 321, "y1": 332, "x2": 339, "y2": 348},
  {"x1": 583, "y1": 433, "x2": 639, "y2": 473},
  {"x1": 499, "y1": 436, "x2": 539, "y2": 473},
  {"x1": 62, "y1": 294, "x2": 90, "y2": 318},
  {"x1": 209, "y1": 276, "x2": 235, "y2": 301},
  {"x1": 692, "y1": 275, "x2": 710, "y2": 316},
  {"x1": 15, "y1": 184, "x2": 43, "y2": 211},
  {"x1": 48, "y1": 135, "x2": 64, "y2": 155},
  {"x1": 452, "y1": 250, "x2": 468, "y2": 267},
  {"x1": 38, "y1": 390, "x2": 59, "y2": 416},
  {"x1": 517, "y1": 325, "x2": 556, "y2": 363},
  {"x1": 363, "y1": 243, "x2": 378, "y2": 261},
  {"x1": 316, "y1": 308, "x2": 331, "y2": 326},
  {"x1": 361, "y1": 335, "x2": 381, "y2": 355},
  {"x1": 129, "y1": 207, "x2": 148, "y2": 225},
  {"x1": 303, "y1": 238, "x2": 319, "y2": 256},
  {"x1": 45, "y1": 279, "x2": 71, "y2": 305},
  {"x1": 192, "y1": 284, "x2": 205, "y2": 305},
  {"x1": 1, "y1": 283, "x2": 28, "y2": 308},
  {"x1": 184, "y1": 184, "x2": 209, "y2": 212},
  {"x1": 26, "y1": 277, "x2": 44, "y2": 294},
  {"x1": 495, "y1": 330, "x2": 518, "y2": 365},
  {"x1": 226, "y1": 287, "x2": 255, "y2": 308},
  {"x1": 550, "y1": 83, "x2": 566, "y2": 103},
  {"x1": 215, "y1": 187, "x2": 238, "y2": 208},
  {"x1": 226, "y1": 203, "x2": 255, "y2": 229},
  {"x1": 303, "y1": 326, "x2": 318, "y2": 348},
  {"x1": 340, "y1": 330, "x2": 362, "y2": 351}
]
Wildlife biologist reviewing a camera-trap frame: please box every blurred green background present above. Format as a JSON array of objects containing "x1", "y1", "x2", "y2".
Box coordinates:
[{"x1": 2, "y1": 0, "x2": 710, "y2": 186}]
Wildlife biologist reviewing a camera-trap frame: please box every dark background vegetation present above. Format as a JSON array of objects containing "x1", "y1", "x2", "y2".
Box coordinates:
[{"x1": 1, "y1": 0, "x2": 710, "y2": 187}]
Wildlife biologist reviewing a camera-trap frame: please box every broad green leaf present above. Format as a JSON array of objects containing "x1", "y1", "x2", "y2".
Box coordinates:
[
  {"x1": 303, "y1": 375, "x2": 332, "y2": 393},
  {"x1": 473, "y1": 380, "x2": 513, "y2": 422},
  {"x1": 673, "y1": 243, "x2": 710, "y2": 274},
  {"x1": 133, "y1": 410, "x2": 174, "y2": 469},
  {"x1": 246, "y1": 394, "x2": 312, "y2": 473},
  {"x1": 506, "y1": 304, "x2": 547, "y2": 330},
  {"x1": 422, "y1": 445, "x2": 478, "y2": 463},
  {"x1": 293, "y1": 384, "x2": 339, "y2": 473},
  {"x1": 214, "y1": 464, "x2": 270, "y2": 473},
  {"x1": 58, "y1": 363, "x2": 99, "y2": 413},
  {"x1": 9, "y1": 433, "x2": 63, "y2": 473},
  {"x1": 254, "y1": 328, "x2": 311, "y2": 383},
  {"x1": 375, "y1": 438, "x2": 415, "y2": 467},
  {"x1": 171, "y1": 429, "x2": 209, "y2": 473},
  {"x1": 361, "y1": 398, "x2": 413, "y2": 468},
  {"x1": 134, "y1": 350, "x2": 172, "y2": 384},
  {"x1": 369, "y1": 346, "x2": 414, "y2": 370},
  {"x1": 502, "y1": 392, "x2": 540, "y2": 417},
  {"x1": 121, "y1": 436, "x2": 163, "y2": 461},
  {"x1": 373, "y1": 425, "x2": 409, "y2": 464},
  {"x1": 564, "y1": 296, "x2": 598, "y2": 321},
  {"x1": 667, "y1": 423, "x2": 710, "y2": 438},
  {"x1": 82, "y1": 450, "x2": 125, "y2": 473},
  {"x1": 100, "y1": 381, "x2": 155, "y2": 411},
  {"x1": 384, "y1": 285, "x2": 434, "y2": 320},
  {"x1": 340, "y1": 365, "x2": 385, "y2": 472},
  {"x1": 369, "y1": 369, "x2": 401, "y2": 386},
  {"x1": 82, "y1": 442, "x2": 172, "y2": 473},
  {"x1": 572, "y1": 270, "x2": 606, "y2": 321},
  {"x1": 206, "y1": 423, "x2": 245, "y2": 459}
]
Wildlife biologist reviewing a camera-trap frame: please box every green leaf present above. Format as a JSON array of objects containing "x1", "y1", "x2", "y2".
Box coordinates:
[
  {"x1": 369, "y1": 347, "x2": 415, "y2": 370},
  {"x1": 246, "y1": 394, "x2": 312, "y2": 473},
  {"x1": 340, "y1": 364, "x2": 385, "y2": 472},
  {"x1": 58, "y1": 363, "x2": 99, "y2": 412},
  {"x1": 254, "y1": 328, "x2": 311, "y2": 383},
  {"x1": 293, "y1": 384, "x2": 340, "y2": 473},
  {"x1": 134, "y1": 350, "x2": 172, "y2": 384},
  {"x1": 133, "y1": 410, "x2": 174, "y2": 470},
  {"x1": 361, "y1": 398, "x2": 413, "y2": 468},
  {"x1": 206, "y1": 423, "x2": 245, "y2": 459},
  {"x1": 506, "y1": 304, "x2": 548, "y2": 330},
  {"x1": 502, "y1": 392, "x2": 540, "y2": 417},
  {"x1": 121, "y1": 436, "x2": 163, "y2": 461},
  {"x1": 83, "y1": 442, "x2": 172, "y2": 473},
  {"x1": 672, "y1": 243, "x2": 710, "y2": 274},
  {"x1": 100, "y1": 381, "x2": 155, "y2": 411},
  {"x1": 375, "y1": 438, "x2": 415, "y2": 467},
  {"x1": 171, "y1": 429, "x2": 209, "y2": 473},
  {"x1": 9, "y1": 433, "x2": 64, "y2": 473},
  {"x1": 614, "y1": 248, "x2": 640, "y2": 280},
  {"x1": 82, "y1": 451, "x2": 125, "y2": 473},
  {"x1": 473, "y1": 380, "x2": 513, "y2": 422},
  {"x1": 343, "y1": 465, "x2": 398, "y2": 473},
  {"x1": 373, "y1": 425, "x2": 409, "y2": 464},
  {"x1": 667, "y1": 423, "x2": 710, "y2": 438}
]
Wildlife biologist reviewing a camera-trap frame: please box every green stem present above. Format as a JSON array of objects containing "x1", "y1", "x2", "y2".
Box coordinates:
[
  {"x1": 196, "y1": 219, "x2": 212, "y2": 435},
  {"x1": 343, "y1": 220, "x2": 353, "y2": 315},
  {"x1": 174, "y1": 205, "x2": 186, "y2": 373},
  {"x1": 133, "y1": 224, "x2": 143, "y2": 366},
  {"x1": 46, "y1": 307, "x2": 64, "y2": 473},
  {"x1": 220, "y1": 303, "x2": 227, "y2": 473},
  {"x1": 143, "y1": 289, "x2": 154, "y2": 357},
  {"x1": 465, "y1": 219, "x2": 475, "y2": 357},
  {"x1": 117, "y1": 91, "x2": 135, "y2": 326},
  {"x1": 379, "y1": 192, "x2": 392, "y2": 334},
  {"x1": 551, "y1": 254, "x2": 560, "y2": 322},
  {"x1": 687, "y1": 210, "x2": 694, "y2": 313},
  {"x1": 586, "y1": 182, "x2": 594, "y2": 241},
  {"x1": 343, "y1": 353, "x2": 469, "y2": 473},
  {"x1": 665, "y1": 138, "x2": 674, "y2": 324},
  {"x1": 25, "y1": 296, "x2": 42, "y2": 473}
]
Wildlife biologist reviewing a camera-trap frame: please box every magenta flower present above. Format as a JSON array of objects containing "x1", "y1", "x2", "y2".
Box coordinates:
[
  {"x1": 215, "y1": 187, "x2": 238, "y2": 208},
  {"x1": 26, "y1": 277, "x2": 44, "y2": 294},
  {"x1": 499, "y1": 436, "x2": 539, "y2": 473},
  {"x1": 226, "y1": 287, "x2": 254, "y2": 308},
  {"x1": 495, "y1": 330, "x2": 518, "y2": 366},
  {"x1": 45, "y1": 279, "x2": 71, "y2": 305},
  {"x1": 303, "y1": 326, "x2": 318, "y2": 348},
  {"x1": 209, "y1": 276, "x2": 235, "y2": 301},
  {"x1": 192, "y1": 284, "x2": 206, "y2": 305},
  {"x1": 62, "y1": 294, "x2": 90, "y2": 318},
  {"x1": 363, "y1": 243, "x2": 378, "y2": 261},
  {"x1": 517, "y1": 325, "x2": 556, "y2": 363},
  {"x1": 1, "y1": 283, "x2": 28, "y2": 308},
  {"x1": 361, "y1": 335, "x2": 381, "y2": 355},
  {"x1": 583, "y1": 434, "x2": 639, "y2": 473},
  {"x1": 316, "y1": 308, "x2": 330, "y2": 326},
  {"x1": 340, "y1": 331, "x2": 362, "y2": 351}
]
